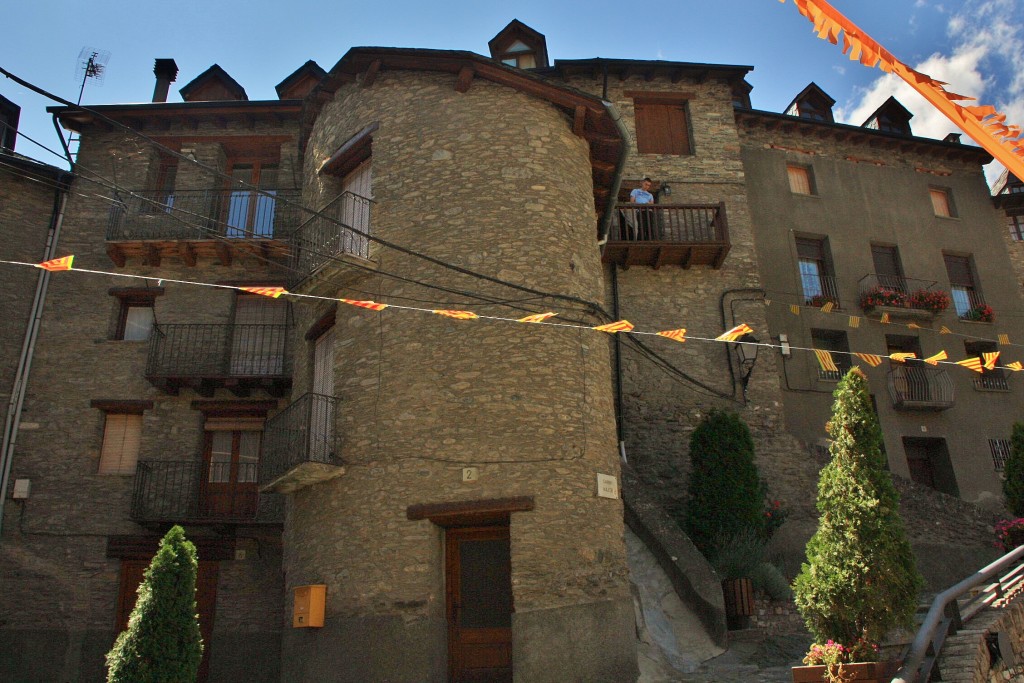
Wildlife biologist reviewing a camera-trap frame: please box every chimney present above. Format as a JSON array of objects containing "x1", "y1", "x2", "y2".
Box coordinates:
[
  {"x1": 152, "y1": 59, "x2": 179, "y2": 103},
  {"x1": 943, "y1": 132, "x2": 962, "y2": 144}
]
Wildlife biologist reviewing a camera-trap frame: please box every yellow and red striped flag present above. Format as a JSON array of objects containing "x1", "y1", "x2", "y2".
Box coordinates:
[
  {"x1": 814, "y1": 349, "x2": 839, "y2": 373},
  {"x1": 764, "y1": 299, "x2": 772, "y2": 307},
  {"x1": 434, "y1": 310, "x2": 479, "y2": 320},
  {"x1": 340, "y1": 298, "x2": 389, "y2": 311},
  {"x1": 593, "y1": 320, "x2": 634, "y2": 333},
  {"x1": 999, "y1": 333, "x2": 1011, "y2": 345},
  {"x1": 854, "y1": 353, "x2": 883, "y2": 367},
  {"x1": 656, "y1": 328, "x2": 687, "y2": 343},
  {"x1": 36, "y1": 255, "x2": 74, "y2": 271},
  {"x1": 983, "y1": 351, "x2": 1000, "y2": 370},
  {"x1": 906, "y1": 322, "x2": 920, "y2": 329},
  {"x1": 940, "y1": 326, "x2": 952, "y2": 335},
  {"x1": 239, "y1": 286, "x2": 287, "y2": 298},
  {"x1": 880, "y1": 312, "x2": 891, "y2": 324},
  {"x1": 889, "y1": 352, "x2": 916, "y2": 363},
  {"x1": 716, "y1": 323, "x2": 754, "y2": 342},
  {"x1": 790, "y1": 304, "x2": 801, "y2": 315},
  {"x1": 517, "y1": 312, "x2": 557, "y2": 323},
  {"x1": 1007, "y1": 361, "x2": 1023, "y2": 372},
  {"x1": 819, "y1": 301, "x2": 835, "y2": 313},
  {"x1": 923, "y1": 350, "x2": 948, "y2": 366},
  {"x1": 848, "y1": 316, "x2": 860, "y2": 328},
  {"x1": 957, "y1": 356, "x2": 984, "y2": 373}
]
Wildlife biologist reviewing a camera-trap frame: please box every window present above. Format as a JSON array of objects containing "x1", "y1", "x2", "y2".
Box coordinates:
[
  {"x1": 990, "y1": 439, "x2": 1012, "y2": 471},
  {"x1": 796, "y1": 237, "x2": 836, "y2": 304},
  {"x1": 811, "y1": 329, "x2": 851, "y2": 381},
  {"x1": 111, "y1": 288, "x2": 162, "y2": 341},
  {"x1": 499, "y1": 40, "x2": 537, "y2": 68},
  {"x1": 195, "y1": 403, "x2": 271, "y2": 519},
  {"x1": 943, "y1": 254, "x2": 983, "y2": 319},
  {"x1": 930, "y1": 188, "x2": 954, "y2": 217},
  {"x1": 787, "y1": 165, "x2": 814, "y2": 195},
  {"x1": 98, "y1": 413, "x2": 142, "y2": 475},
  {"x1": 225, "y1": 161, "x2": 279, "y2": 238},
  {"x1": 1010, "y1": 214, "x2": 1024, "y2": 242},
  {"x1": 871, "y1": 245, "x2": 906, "y2": 292},
  {"x1": 153, "y1": 158, "x2": 177, "y2": 208},
  {"x1": 965, "y1": 340, "x2": 1007, "y2": 391},
  {"x1": 631, "y1": 96, "x2": 691, "y2": 155}
]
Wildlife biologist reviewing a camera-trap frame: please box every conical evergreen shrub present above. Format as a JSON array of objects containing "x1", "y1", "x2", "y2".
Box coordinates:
[
  {"x1": 1002, "y1": 422, "x2": 1024, "y2": 516},
  {"x1": 685, "y1": 409, "x2": 764, "y2": 557},
  {"x1": 793, "y1": 369, "x2": 923, "y2": 647},
  {"x1": 106, "y1": 525, "x2": 203, "y2": 682}
]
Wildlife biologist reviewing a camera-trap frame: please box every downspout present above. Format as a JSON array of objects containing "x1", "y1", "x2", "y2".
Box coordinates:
[
  {"x1": 0, "y1": 169, "x2": 71, "y2": 540},
  {"x1": 611, "y1": 265, "x2": 625, "y2": 447},
  {"x1": 597, "y1": 99, "x2": 629, "y2": 244}
]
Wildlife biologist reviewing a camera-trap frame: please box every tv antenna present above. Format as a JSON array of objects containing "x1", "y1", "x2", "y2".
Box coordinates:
[{"x1": 74, "y1": 47, "x2": 110, "y2": 104}]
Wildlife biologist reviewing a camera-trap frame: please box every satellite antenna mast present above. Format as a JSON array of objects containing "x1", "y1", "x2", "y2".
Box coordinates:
[{"x1": 74, "y1": 47, "x2": 110, "y2": 104}]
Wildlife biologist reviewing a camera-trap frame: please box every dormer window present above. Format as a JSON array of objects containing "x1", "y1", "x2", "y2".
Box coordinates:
[
  {"x1": 861, "y1": 96, "x2": 913, "y2": 136},
  {"x1": 488, "y1": 20, "x2": 549, "y2": 70},
  {"x1": 500, "y1": 40, "x2": 537, "y2": 69},
  {"x1": 783, "y1": 83, "x2": 835, "y2": 123}
]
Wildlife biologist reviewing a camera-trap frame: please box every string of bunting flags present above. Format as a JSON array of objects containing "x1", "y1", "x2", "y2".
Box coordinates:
[{"x1": 10, "y1": 254, "x2": 1024, "y2": 379}]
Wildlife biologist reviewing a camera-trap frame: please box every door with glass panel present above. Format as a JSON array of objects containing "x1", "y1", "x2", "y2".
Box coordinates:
[
  {"x1": 225, "y1": 162, "x2": 279, "y2": 238},
  {"x1": 310, "y1": 327, "x2": 335, "y2": 462},
  {"x1": 200, "y1": 430, "x2": 260, "y2": 519},
  {"x1": 229, "y1": 295, "x2": 288, "y2": 376},
  {"x1": 339, "y1": 160, "x2": 371, "y2": 255}
]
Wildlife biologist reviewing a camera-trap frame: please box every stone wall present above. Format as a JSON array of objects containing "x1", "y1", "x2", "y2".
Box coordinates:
[{"x1": 937, "y1": 592, "x2": 1024, "y2": 683}]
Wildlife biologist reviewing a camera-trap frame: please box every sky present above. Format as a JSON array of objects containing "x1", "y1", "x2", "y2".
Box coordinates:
[{"x1": 1, "y1": 0, "x2": 1021, "y2": 185}]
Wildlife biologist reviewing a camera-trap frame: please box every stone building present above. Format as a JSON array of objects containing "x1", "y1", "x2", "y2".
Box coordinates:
[{"x1": 0, "y1": 19, "x2": 1016, "y2": 683}]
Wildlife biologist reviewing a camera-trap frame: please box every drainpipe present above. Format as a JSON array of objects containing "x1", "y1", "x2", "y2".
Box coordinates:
[
  {"x1": 611, "y1": 265, "x2": 625, "y2": 448},
  {"x1": 0, "y1": 169, "x2": 71, "y2": 540},
  {"x1": 597, "y1": 100, "x2": 629, "y2": 245}
]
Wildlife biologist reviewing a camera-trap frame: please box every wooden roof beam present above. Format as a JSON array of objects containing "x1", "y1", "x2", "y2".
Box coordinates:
[
  {"x1": 573, "y1": 106, "x2": 587, "y2": 138},
  {"x1": 178, "y1": 242, "x2": 197, "y2": 267},
  {"x1": 361, "y1": 59, "x2": 382, "y2": 89},
  {"x1": 455, "y1": 66, "x2": 475, "y2": 93}
]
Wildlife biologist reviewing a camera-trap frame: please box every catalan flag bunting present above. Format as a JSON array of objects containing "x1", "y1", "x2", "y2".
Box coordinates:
[
  {"x1": 906, "y1": 323, "x2": 920, "y2": 329},
  {"x1": 716, "y1": 323, "x2": 754, "y2": 342},
  {"x1": 889, "y1": 352, "x2": 916, "y2": 363},
  {"x1": 1007, "y1": 361, "x2": 1023, "y2": 372},
  {"x1": 593, "y1": 320, "x2": 635, "y2": 333},
  {"x1": 848, "y1": 316, "x2": 860, "y2": 328},
  {"x1": 341, "y1": 298, "x2": 389, "y2": 311},
  {"x1": 239, "y1": 286, "x2": 287, "y2": 298},
  {"x1": 957, "y1": 356, "x2": 984, "y2": 373},
  {"x1": 517, "y1": 312, "x2": 557, "y2": 323},
  {"x1": 854, "y1": 353, "x2": 883, "y2": 367},
  {"x1": 923, "y1": 350, "x2": 948, "y2": 366},
  {"x1": 37, "y1": 255, "x2": 74, "y2": 271},
  {"x1": 656, "y1": 329, "x2": 687, "y2": 343},
  {"x1": 790, "y1": 304, "x2": 801, "y2": 315},
  {"x1": 940, "y1": 326, "x2": 952, "y2": 334},
  {"x1": 819, "y1": 301, "x2": 834, "y2": 313},
  {"x1": 814, "y1": 349, "x2": 839, "y2": 373},
  {"x1": 983, "y1": 351, "x2": 1000, "y2": 370},
  {"x1": 880, "y1": 313, "x2": 891, "y2": 324},
  {"x1": 999, "y1": 334, "x2": 1011, "y2": 345},
  {"x1": 434, "y1": 310, "x2": 480, "y2": 320}
]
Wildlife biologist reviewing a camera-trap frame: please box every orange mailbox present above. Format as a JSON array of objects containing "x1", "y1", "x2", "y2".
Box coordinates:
[{"x1": 293, "y1": 584, "x2": 326, "y2": 628}]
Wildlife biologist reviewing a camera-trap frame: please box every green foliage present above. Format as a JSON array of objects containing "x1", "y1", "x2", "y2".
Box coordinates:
[
  {"x1": 707, "y1": 528, "x2": 792, "y2": 599},
  {"x1": 685, "y1": 410, "x2": 764, "y2": 557},
  {"x1": 793, "y1": 370, "x2": 923, "y2": 647},
  {"x1": 750, "y1": 561, "x2": 793, "y2": 601},
  {"x1": 106, "y1": 525, "x2": 203, "y2": 683},
  {"x1": 1003, "y1": 422, "x2": 1024, "y2": 516}
]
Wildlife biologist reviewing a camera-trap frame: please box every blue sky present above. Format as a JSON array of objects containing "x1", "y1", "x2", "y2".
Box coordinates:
[{"x1": 2, "y1": 0, "x2": 1021, "y2": 183}]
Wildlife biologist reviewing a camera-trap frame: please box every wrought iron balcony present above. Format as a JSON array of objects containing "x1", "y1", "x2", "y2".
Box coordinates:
[
  {"x1": 858, "y1": 274, "x2": 949, "y2": 321},
  {"x1": 146, "y1": 323, "x2": 292, "y2": 397},
  {"x1": 131, "y1": 460, "x2": 283, "y2": 526},
  {"x1": 288, "y1": 191, "x2": 372, "y2": 286},
  {"x1": 105, "y1": 188, "x2": 300, "y2": 267},
  {"x1": 603, "y1": 202, "x2": 730, "y2": 269},
  {"x1": 260, "y1": 393, "x2": 344, "y2": 494},
  {"x1": 973, "y1": 373, "x2": 1010, "y2": 392},
  {"x1": 887, "y1": 365, "x2": 955, "y2": 410},
  {"x1": 804, "y1": 274, "x2": 841, "y2": 309}
]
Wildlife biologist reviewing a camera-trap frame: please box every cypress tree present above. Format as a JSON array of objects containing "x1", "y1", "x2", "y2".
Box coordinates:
[
  {"x1": 793, "y1": 369, "x2": 923, "y2": 648},
  {"x1": 685, "y1": 409, "x2": 764, "y2": 557},
  {"x1": 1002, "y1": 422, "x2": 1024, "y2": 516},
  {"x1": 106, "y1": 525, "x2": 203, "y2": 682}
]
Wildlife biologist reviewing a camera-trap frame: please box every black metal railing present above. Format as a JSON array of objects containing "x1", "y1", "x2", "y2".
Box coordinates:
[
  {"x1": 804, "y1": 274, "x2": 841, "y2": 308},
  {"x1": 131, "y1": 460, "x2": 283, "y2": 524},
  {"x1": 818, "y1": 357, "x2": 852, "y2": 381},
  {"x1": 289, "y1": 192, "x2": 372, "y2": 284},
  {"x1": 107, "y1": 188, "x2": 300, "y2": 241},
  {"x1": 260, "y1": 393, "x2": 341, "y2": 486},
  {"x1": 951, "y1": 287, "x2": 990, "y2": 321},
  {"x1": 974, "y1": 373, "x2": 1010, "y2": 392},
  {"x1": 147, "y1": 323, "x2": 292, "y2": 379},
  {"x1": 610, "y1": 203, "x2": 728, "y2": 244},
  {"x1": 887, "y1": 365, "x2": 955, "y2": 409},
  {"x1": 858, "y1": 274, "x2": 948, "y2": 312}
]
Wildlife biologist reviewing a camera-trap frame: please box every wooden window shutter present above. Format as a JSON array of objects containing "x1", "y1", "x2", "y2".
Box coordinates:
[
  {"x1": 871, "y1": 246, "x2": 902, "y2": 278},
  {"x1": 944, "y1": 254, "x2": 973, "y2": 286},
  {"x1": 635, "y1": 102, "x2": 690, "y2": 155},
  {"x1": 930, "y1": 189, "x2": 951, "y2": 216},
  {"x1": 787, "y1": 166, "x2": 811, "y2": 194},
  {"x1": 98, "y1": 413, "x2": 142, "y2": 475},
  {"x1": 796, "y1": 237, "x2": 824, "y2": 261}
]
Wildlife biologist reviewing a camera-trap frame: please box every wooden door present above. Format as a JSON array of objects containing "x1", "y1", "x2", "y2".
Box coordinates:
[
  {"x1": 200, "y1": 430, "x2": 260, "y2": 519},
  {"x1": 445, "y1": 526, "x2": 513, "y2": 683},
  {"x1": 229, "y1": 295, "x2": 288, "y2": 376},
  {"x1": 117, "y1": 559, "x2": 219, "y2": 682},
  {"x1": 904, "y1": 441, "x2": 936, "y2": 489}
]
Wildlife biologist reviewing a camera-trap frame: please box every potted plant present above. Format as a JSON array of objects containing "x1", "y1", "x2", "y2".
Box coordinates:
[
  {"x1": 809, "y1": 293, "x2": 839, "y2": 309},
  {"x1": 792, "y1": 369, "x2": 923, "y2": 683},
  {"x1": 907, "y1": 289, "x2": 950, "y2": 314},
  {"x1": 859, "y1": 286, "x2": 908, "y2": 311},
  {"x1": 994, "y1": 518, "x2": 1024, "y2": 553},
  {"x1": 962, "y1": 303, "x2": 995, "y2": 322}
]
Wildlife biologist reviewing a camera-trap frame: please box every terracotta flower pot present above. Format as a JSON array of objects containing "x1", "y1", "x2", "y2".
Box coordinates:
[{"x1": 791, "y1": 661, "x2": 891, "y2": 683}]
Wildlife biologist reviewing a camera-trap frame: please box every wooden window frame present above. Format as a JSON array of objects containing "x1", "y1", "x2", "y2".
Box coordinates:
[
  {"x1": 1009, "y1": 214, "x2": 1024, "y2": 242},
  {"x1": 787, "y1": 164, "x2": 815, "y2": 195},
  {"x1": 930, "y1": 187, "x2": 956, "y2": 218},
  {"x1": 92, "y1": 401, "x2": 153, "y2": 476},
  {"x1": 110, "y1": 287, "x2": 163, "y2": 341}
]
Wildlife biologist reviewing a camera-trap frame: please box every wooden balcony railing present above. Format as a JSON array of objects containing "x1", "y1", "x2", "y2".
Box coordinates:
[
  {"x1": 288, "y1": 191, "x2": 372, "y2": 286},
  {"x1": 887, "y1": 365, "x2": 955, "y2": 410},
  {"x1": 105, "y1": 188, "x2": 300, "y2": 266},
  {"x1": 603, "y1": 202, "x2": 730, "y2": 269},
  {"x1": 260, "y1": 393, "x2": 344, "y2": 493},
  {"x1": 146, "y1": 323, "x2": 292, "y2": 397},
  {"x1": 131, "y1": 460, "x2": 283, "y2": 525}
]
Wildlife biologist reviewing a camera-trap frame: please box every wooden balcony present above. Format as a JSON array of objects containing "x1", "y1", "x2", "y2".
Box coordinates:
[
  {"x1": 131, "y1": 460, "x2": 283, "y2": 527},
  {"x1": 602, "y1": 203, "x2": 730, "y2": 269},
  {"x1": 146, "y1": 323, "x2": 292, "y2": 397},
  {"x1": 105, "y1": 188, "x2": 299, "y2": 267},
  {"x1": 260, "y1": 393, "x2": 345, "y2": 494},
  {"x1": 887, "y1": 366, "x2": 955, "y2": 411}
]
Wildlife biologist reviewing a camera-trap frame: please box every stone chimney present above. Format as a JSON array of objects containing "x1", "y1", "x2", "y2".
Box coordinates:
[{"x1": 152, "y1": 59, "x2": 179, "y2": 103}]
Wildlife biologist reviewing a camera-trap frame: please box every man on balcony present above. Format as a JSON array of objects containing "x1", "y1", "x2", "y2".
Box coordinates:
[{"x1": 626, "y1": 177, "x2": 656, "y2": 240}]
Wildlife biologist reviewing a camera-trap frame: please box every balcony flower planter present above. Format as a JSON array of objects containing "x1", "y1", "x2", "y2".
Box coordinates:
[
  {"x1": 791, "y1": 661, "x2": 890, "y2": 683},
  {"x1": 961, "y1": 304, "x2": 995, "y2": 323},
  {"x1": 861, "y1": 304, "x2": 936, "y2": 323},
  {"x1": 809, "y1": 294, "x2": 839, "y2": 309},
  {"x1": 907, "y1": 288, "x2": 951, "y2": 314}
]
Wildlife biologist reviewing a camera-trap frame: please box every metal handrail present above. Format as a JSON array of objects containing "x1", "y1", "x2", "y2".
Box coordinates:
[
  {"x1": 288, "y1": 191, "x2": 372, "y2": 284},
  {"x1": 892, "y1": 544, "x2": 1024, "y2": 683}
]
